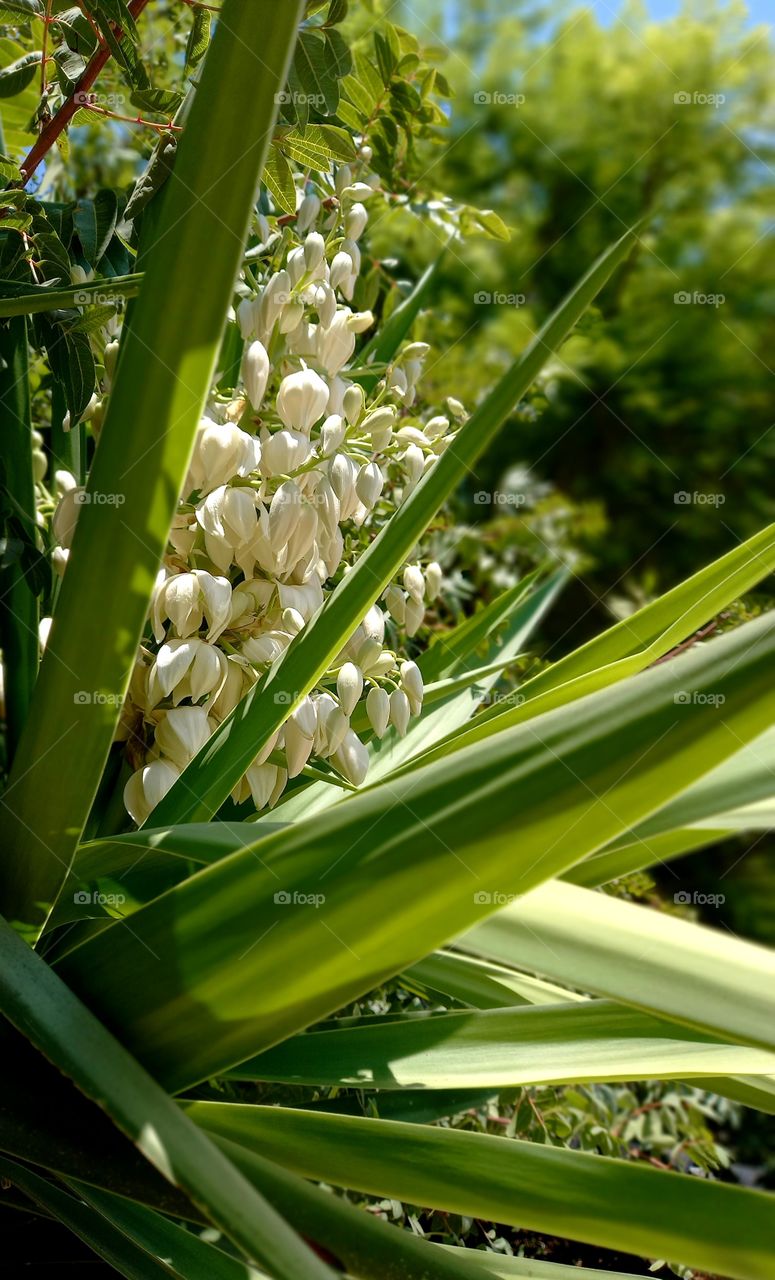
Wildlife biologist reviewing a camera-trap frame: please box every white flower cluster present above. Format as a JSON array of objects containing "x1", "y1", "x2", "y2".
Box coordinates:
[{"x1": 49, "y1": 166, "x2": 466, "y2": 826}]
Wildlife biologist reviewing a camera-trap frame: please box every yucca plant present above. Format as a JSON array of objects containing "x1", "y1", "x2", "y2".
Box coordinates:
[{"x1": 0, "y1": 4, "x2": 774, "y2": 1279}]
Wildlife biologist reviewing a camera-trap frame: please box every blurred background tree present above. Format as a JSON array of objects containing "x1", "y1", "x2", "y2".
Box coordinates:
[{"x1": 374, "y1": 0, "x2": 774, "y2": 638}]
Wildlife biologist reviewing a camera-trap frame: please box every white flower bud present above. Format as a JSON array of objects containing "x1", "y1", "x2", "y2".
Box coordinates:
[
  {"x1": 261, "y1": 429, "x2": 311, "y2": 477},
  {"x1": 342, "y1": 383, "x2": 364, "y2": 424},
  {"x1": 335, "y1": 163, "x2": 353, "y2": 195},
  {"x1": 52, "y1": 546, "x2": 69, "y2": 577},
  {"x1": 331, "y1": 728, "x2": 369, "y2": 785},
  {"x1": 340, "y1": 183, "x2": 375, "y2": 202},
  {"x1": 52, "y1": 487, "x2": 85, "y2": 549},
  {"x1": 366, "y1": 686, "x2": 390, "y2": 738},
  {"x1": 389, "y1": 688, "x2": 410, "y2": 737},
  {"x1": 237, "y1": 295, "x2": 262, "y2": 340},
  {"x1": 404, "y1": 596, "x2": 425, "y2": 637},
  {"x1": 279, "y1": 298, "x2": 305, "y2": 334},
  {"x1": 269, "y1": 480, "x2": 302, "y2": 551},
  {"x1": 425, "y1": 561, "x2": 443, "y2": 601},
  {"x1": 242, "y1": 340, "x2": 270, "y2": 410},
  {"x1": 320, "y1": 413, "x2": 347, "y2": 455},
  {"x1": 355, "y1": 461, "x2": 383, "y2": 509},
  {"x1": 104, "y1": 339, "x2": 120, "y2": 382},
  {"x1": 384, "y1": 585, "x2": 406, "y2": 625},
  {"x1": 362, "y1": 405, "x2": 395, "y2": 450},
  {"x1": 337, "y1": 661, "x2": 363, "y2": 715},
  {"x1": 447, "y1": 397, "x2": 467, "y2": 419},
  {"x1": 315, "y1": 282, "x2": 337, "y2": 328},
  {"x1": 402, "y1": 444, "x2": 425, "y2": 485},
  {"x1": 402, "y1": 342, "x2": 430, "y2": 361},
  {"x1": 330, "y1": 251, "x2": 355, "y2": 292},
  {"x1": 313, "y1": 694, "x2": 350, "y2": 757},
  {"x1": 341, "y1": 237, "x2": 361, "y2": 274},
  {"x1": 276, "y1": 367, "x2": 330, "y2": 433},
  {"x1": 424, "y1": 415, "x2": 450, "y2": 440},
  {"x1": 400, "y1": 660, "x2": 423, "y2": 716},
  {"x1": 284, "y1": 696, "x2": 317, "y2": 778},
  {"x1": 39, "y1": 616, "x2": 52, "y2": 650},
  {"x1": 345, "y1": 202, "x2": 368, "y2": 240},
  {"x1": 304, "y1": 232, "x2": 326, "y2": 272},
  {"x1": 403, "y1": 564, "x2": 425, "y2": 603},
  {"x1": 296, "y1": 192, "x2": 321, "y2": 233}
]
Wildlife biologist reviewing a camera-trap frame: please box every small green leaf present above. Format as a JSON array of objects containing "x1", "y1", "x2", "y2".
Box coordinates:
[
  {"x1": 0, "y1": 49, "x2": 40, "y2": 98},
  {"x1": 263, "y1": 145, "x2": 296, "y2": 215}
]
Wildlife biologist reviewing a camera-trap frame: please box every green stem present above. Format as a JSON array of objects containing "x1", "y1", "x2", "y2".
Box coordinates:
[{"x1": 0, "y1": 317, "x2": 38, "y2": 764}]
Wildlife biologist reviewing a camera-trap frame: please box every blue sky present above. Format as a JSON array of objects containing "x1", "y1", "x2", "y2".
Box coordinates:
[{"x1": 596, "y1": 0, "x2": 772, "y2": 20}]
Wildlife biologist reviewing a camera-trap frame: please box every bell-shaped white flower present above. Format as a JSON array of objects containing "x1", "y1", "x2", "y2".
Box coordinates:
[
  {"x1": 337, "y1": 661, "x2": 363, "y2": 715},
  {"x1": 330, "y1": 251, "x2": 355, "y2": 292},
  {"x1": 384, "y1": 585, "x2": 406, "y2": 625},
  {"x1": 331, "y1": 728, "x2": 369, "y2": 786},
  {"x1": 155, "y1": 706, "x2": 212, "y2": 769},
  {"x1": 355, "y1": 461, "x2": 383, "y2": 510},
  {"x1": 124, "y1": 760, "x2": 180, "y2": 826},
  {"x1": 425, "y1": 415, "x2": 449, "y2": 440},
  {"x1": 303, "y1": 232, "x2": 326, "y2": 272},
  {"x1": 237, "y1": 295, "x2": 261, "y2": 340},
  {"x1": 404, "y1": 596, "x2": 425, "y2": 637},
  {"x1": 244, "y1": 761, "x2": 281, "y2": 810},
  {"x1": 317, "y1": 312, "x2": 356, "y2": 376},
  {"x1": 284, "y1": 695, "x2": 317, "y2": 778},
  {"x1": 347, "y1": 310, "x2": 374, "y2": 334},
  {"x1": 320, "y1": 413, "x2": 347, "y2": 456},
  {"x1": 362, "y1": 406, "x2": 395, "y2": 451},
  {"x1": 261, "y1": 429, "x2": 311, "y2": 477},
  {"x1": 425, "y1": 561, "x2": 443, "y2": 601},
  {"x1": 313, "y1": 693, "x2": 350, "y2": 758},
  {"x1": 243, "y1": 340, "x2": 270, "y2": 410},
  {"x1": 400, "y1": 660, "x2": 423, "y2": 716},
  {"x1": 296, "y1": 192, "x2": 321, "y2": 233},
  {"x1": 276, "y1": 367, "x2": 330, "y2": 434},
  {"x1": 403, "y1": 564, "x2": 425, "y2": 603},
  {"x1": 268, "y1": 480, "x2": 302, "y2": 552},
  {"x1": 345, "y1": 202, "x2": 368, "y2": 241},
  {"x1": 402, "y1": 444, "x2": 425, "y2": 486},
  {"x1": 366, "y1": 686, "x2": 390, "y2": 738},
  {"x1": 389, "y1": 688, "x2": 411, "y2": 737},
  {"x1": 447, "y1": 396, "x2": 467, "y2": 419}
]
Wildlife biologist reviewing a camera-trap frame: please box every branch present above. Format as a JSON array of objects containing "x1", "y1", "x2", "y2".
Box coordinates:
[{"x1": 20, "y1": 0, "x2": 151, "y2": 185}]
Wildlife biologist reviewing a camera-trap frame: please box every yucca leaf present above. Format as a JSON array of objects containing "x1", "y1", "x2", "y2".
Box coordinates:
[
  {"x1": 0, "y1": 1158, "x2": 177, "y2": 1280},
  {"x1": 0, "y1": 915, "x2": 336, "y2": 1279},
  {"x1": 55, "y1": 614, "x2": 775, "y2": 1088},
  {"x1": 404, "y1": 949, "x2": 579, "y2": 1008},
  {"x1": 0, "y1": 0, "x2": 306, "y2": 934},
  {"x1": 413, "y1": 522, "x2": 775, "y2": 766},
  {"x1": 186, "y1": 1103, "x2": 775, "y2": 1280},
  {"x1": 150, "y1": 223, "x2": 643, "y2": 827},
  {"x1": 226, "y1": 998, "x2": 775, "y2": 1089},
  {"x1": 436, "y1": 1248, "x2": 650, "y2": 1279},
  {"x1": 462, "y1": 878, "x2": 775, "y2": 1051}
]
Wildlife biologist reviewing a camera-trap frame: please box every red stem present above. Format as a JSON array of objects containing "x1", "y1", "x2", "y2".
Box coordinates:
[{"x1": 20, "y1": 0, "x2": 150, "y2": 185}]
